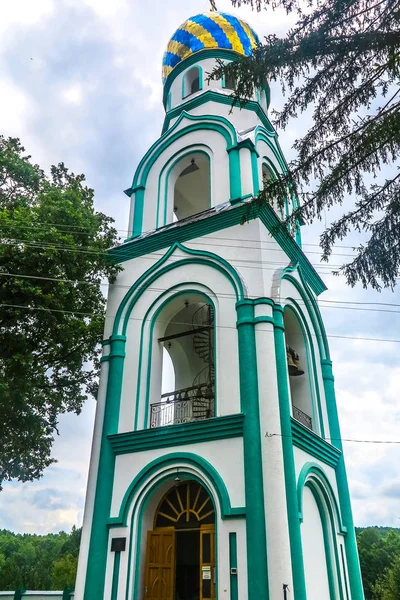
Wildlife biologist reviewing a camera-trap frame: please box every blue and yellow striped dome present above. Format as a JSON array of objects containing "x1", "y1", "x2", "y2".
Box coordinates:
[{"x1": 162, "y1": 11, "x2": 260, "y2": 84}]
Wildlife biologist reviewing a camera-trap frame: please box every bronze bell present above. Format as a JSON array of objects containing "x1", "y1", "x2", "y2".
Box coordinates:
[{"x1": 286, "y1": 345, "x2": 305, "y2": 376}]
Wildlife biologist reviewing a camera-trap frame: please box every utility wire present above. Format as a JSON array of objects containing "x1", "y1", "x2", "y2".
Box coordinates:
[
  {"x1": 0, "y1": 239, "x2": 362, "y2": 275},
  {"x1": 2, "y1": 302, "x2": 400, "y2": 344},
  {"x1": 265, "y1": 432, "x2": 400, "y2": 445},
  {"x1": 0, "y1": 218, "x2": 365, "y2": 252},
  {"x1": 2, "y1": 272, "x2": 400, "y2": 314}
]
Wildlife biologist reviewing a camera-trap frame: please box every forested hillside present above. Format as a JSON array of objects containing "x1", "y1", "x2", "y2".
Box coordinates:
[
  {"x1": 356, "y1": 527, "x2": 400, "y2": 599},
  {"x1": 0, "y1": 525, "x2": 399, "y2": 595},
  {"x1": 0, "y1": 527, "x2": 80, "y2": 590}
]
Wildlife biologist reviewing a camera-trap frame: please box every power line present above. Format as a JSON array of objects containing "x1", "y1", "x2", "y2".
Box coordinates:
[
  {"x1": 2, "y1": 272, "x2": 400, "y2": 314},
  {"x1": 265, "y1": 432, "x2": 400, "y2": 445},
  {"x1": 0, "y1": 217, "x2": 364, "y2": 252},
  {"x1": 2, "y1": 302, "x2": 400, "y2": 344},
  {"x1": 0, "y1": 239, "x2": 358, "y2": 274}
]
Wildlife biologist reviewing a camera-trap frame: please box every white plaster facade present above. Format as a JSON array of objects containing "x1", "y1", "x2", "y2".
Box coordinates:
[{"x1": 76, "y1": 14, "x2": 364, "y2": 600}]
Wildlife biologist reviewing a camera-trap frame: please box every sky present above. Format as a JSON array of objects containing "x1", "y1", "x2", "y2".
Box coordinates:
[{"x1": 0, "y1": 0, "x2": 399, "y2": 535}]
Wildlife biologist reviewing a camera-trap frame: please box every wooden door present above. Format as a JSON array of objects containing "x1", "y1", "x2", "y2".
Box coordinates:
[
  {"x1": 200, "y1": 525, "x2": 216, "y2": 600},
  {"x1": 144, "y1": 530, "x2": 175, "y2": 600}
]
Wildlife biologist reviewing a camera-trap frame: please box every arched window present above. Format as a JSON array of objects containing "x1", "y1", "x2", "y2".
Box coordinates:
[
  {"x1": 150, "y1": 295, "x2": 215, "y2": 428},
  {"x1": 183, "y1": 67, "x2": 202, "y2": 98},
  {"x1": 173, "y1": 153, "x2": 211, "y2": 221},
  {"x1": 262, "y1": 163, "x2": 284, "y2": 219},
  {"x1": 284, "y1": 307, "x2": 315, "y2": 430}
]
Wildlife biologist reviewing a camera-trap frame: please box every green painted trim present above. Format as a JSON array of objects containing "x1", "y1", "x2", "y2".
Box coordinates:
[
  {"x1": 156, "y1": 147, "x2": 211, "y2": 228},
  {"x1": 262, "y1": 157, "x2": 286, "y2": 219},
  {"x1": 258, "y1": 204, "x2": 327, "y2": 296},
  {"x1": 163, "y1": 91, "x2": 275, "y2": 136},
  {"x1": 113, "y1": 242, "x2": 245, "y2": 337},
  {"x1": 236, "y1": 301, "x2": 269, "y2": 600},
  {"x1": 297, "y1": 462, "x2": 346, "y2": 534},
  {"x1": 298, "y1": 462, "x2": 346, "y2": 600},
  {"x1": 129, "y1": 111, "x2": 237, "y2": 235},
  {"x1": 236, "y1": 314, "x2": 274, "y2": 327},
  {"x1": 109, "y1": 202, "x2": 326, "y2": 297},
  {"x1": 227, "y1": 147, "x2": 242, "y2": 201},
  {"x1": 181, "y1": 64, "x2": 203, "y2": 99},
  {"x1": 284, "y1": 268, "x2": 330, "y2": 359},
  {"x1": 340, "y1": 544, "x2": 351, "y2": 600},
  {"x1": 321, "y1": 361, "x2": 365, "y2": 600},
  {"x1": 251, "y1": 149, "x2": 260, "y2": 195},
  {"x1": 129, "y1": 469, "x2": 221, "y2": 600},
  {"x1": 83, "y1": 335, "x2": 126, "y2": 600},
  {"x1": 285, "y1": 302, "x2": 325, "y2": 438},
  {"x1": 255, "y1": 129, "x2": 288, "y2": 175},
  {"x1": 307, "y1": 484, "x2": 340, "y2": 600},
  {"x1": 109, "y1": 414, "x2": 244, "y2": 455},
  {"x1": 136, "y1": 287, "x2": 216, "y2": 431},
  {"x1": 167, "y1": 92, "x2": 172, "y2": 111},
  {"x1": 110, "y1": 551, "x2": 121, "y2": 600},
  {"x1": 163, "y1": 48, "x2": 251, "y2": 107},
  {"x1": 229, "y1": 532, "x2": 238, "y2": 600},
  {"x1": 109, "y1": 452, "x2": 246, "y2": 527},
  {"x1": 291, "y1": 418, "x2": 341, "y2": 469},
  {"x1": 273, "y1": 307, "x2": 307, "y2": 600}
]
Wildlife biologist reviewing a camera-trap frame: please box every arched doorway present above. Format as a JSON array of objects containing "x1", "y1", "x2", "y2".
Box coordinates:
[{"x1": 144, "y1": 480, "x2": 216, "y2": 600}]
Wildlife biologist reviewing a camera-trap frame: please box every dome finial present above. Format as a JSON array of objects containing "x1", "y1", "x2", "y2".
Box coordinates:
[{"x1": 209, "y1": 0, "x2": 218, "y2": 11}]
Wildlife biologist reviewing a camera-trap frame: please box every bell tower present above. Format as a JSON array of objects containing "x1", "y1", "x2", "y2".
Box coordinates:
[{"x1": 75, "y1": 10, "x2": 365, "y2": 600}]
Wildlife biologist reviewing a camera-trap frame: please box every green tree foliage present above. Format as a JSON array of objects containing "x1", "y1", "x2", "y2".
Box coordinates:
[
  {"x1": 214, "y1": 0, "x2": 400, "y2": 289},
  {"x1": 0, "y1": 528, "x2": 81, "y2": 590},
  {"x1": 356, "y1": 527, "x2": 400, "y2": 599},
  {"x1": 373, "y1": 556, "x2": 400, "y2": 600},
  {"x1": 0, "y1": 136, "x2": 120, "y2": 489},
  {"x1": 52, "y1": 553, "x2": 78, "y2": 590}
]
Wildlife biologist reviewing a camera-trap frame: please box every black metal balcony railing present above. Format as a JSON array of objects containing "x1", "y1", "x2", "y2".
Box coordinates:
[
  {"x1": 150, "y1": 384, "x2": 215, "y2": 428},
  {"x1": 292, "y1": 404, "x2": 313, "y2": 430}
]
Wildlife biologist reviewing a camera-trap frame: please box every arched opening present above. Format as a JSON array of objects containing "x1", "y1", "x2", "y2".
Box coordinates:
[
  {"x1": 183, "y1": 67, "x2": 201, "y2": 98},
  {"x1": 173, "y1": 154, "x2": 211, "y2": 221},
  {"x1": 262, "y1": 163, "x2": 284, "y2": 219},
  {"x1": 150, "y1": 295, "x2": 215, "y2": 429},
  {"x1": 144, "y1": 480, "x2": 216, "y2": 600},
  {"x1": 284, "y1": 307, "x2": 314, "y2": 430},
  {"x1": 302, "y1": 485, "x2": 334, "y2": 599}
]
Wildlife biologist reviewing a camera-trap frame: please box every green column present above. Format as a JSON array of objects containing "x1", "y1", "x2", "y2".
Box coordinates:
[
  {"x1": 236, "y1": 300, "x2": 269, "y2": 600},
  {"x1": 322, "y1": 359, "x2": 365, "y2": 600},
  {"x1": 228, "y1": 147, "x2": 242, "y2": 202},
  {"x1": 84, "y1": 335, "x2": 126, "y2": 600},
  {"x1": 273, "y1": 307, "x2": 307, "y2": 600}
]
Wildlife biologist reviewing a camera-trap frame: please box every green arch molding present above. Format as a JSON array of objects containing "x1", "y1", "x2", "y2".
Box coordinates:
[
  {"x1": 109, "y1": 452, "x2": 245, "y2": 527},
  {"x1": 126, "y1": 464, "x2": 225, "y2": 600},
  {"x1": 255, "y1": 128, "x2": 288, "y2": 175},
  {"x1": 298, "y1": 462, "x2": 348, "y2": 600},
  {"x1": 284, "y1": 303, "x2": 325, "y2": 438},
  {"x1": 282, "y1": 268, "x2": 330, "y2": 360},
  {"x1": 162, "y1": 90, "x2": 275, "y2": 135},
  {"x1": 157, "y1": 146, "x2": 211, "y2": 228},
  {"x1": 134, "y1": 286, "x2": 217, "y2": 431},
  {"x1": 181, "y1": 64, "x2": 204, "y2": 99},
  {"x1": 297, "y1": 462, "x2": 346, "y2": 534},
  {"x1": 262, "y1": 156, "x2": 288, "y2": 218},
  {"x1": 163, "y1": 48, "x2": 259, "y2": 107},
  {"x1": 127, "y1": 112, "x2": 238, "y2": 236},
  {"x1": 112, "y1": 242, "x2": 246, "y2": 337},
  {"x1": 307, "y1": 483, "x2": 345, "y2": 600}
]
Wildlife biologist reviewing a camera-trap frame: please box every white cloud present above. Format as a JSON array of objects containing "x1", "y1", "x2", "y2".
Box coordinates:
[{"x1": 61, "y1": 83, "x2": 83, "y2": 105}]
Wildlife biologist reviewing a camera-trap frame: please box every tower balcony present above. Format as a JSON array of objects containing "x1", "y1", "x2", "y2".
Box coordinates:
[
  {"x1": 292, "y1": 404, "x2": 313, "y2": 430},
  {"x1": 150, "y1": 383, "x2": 215, "y2": 428}
]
